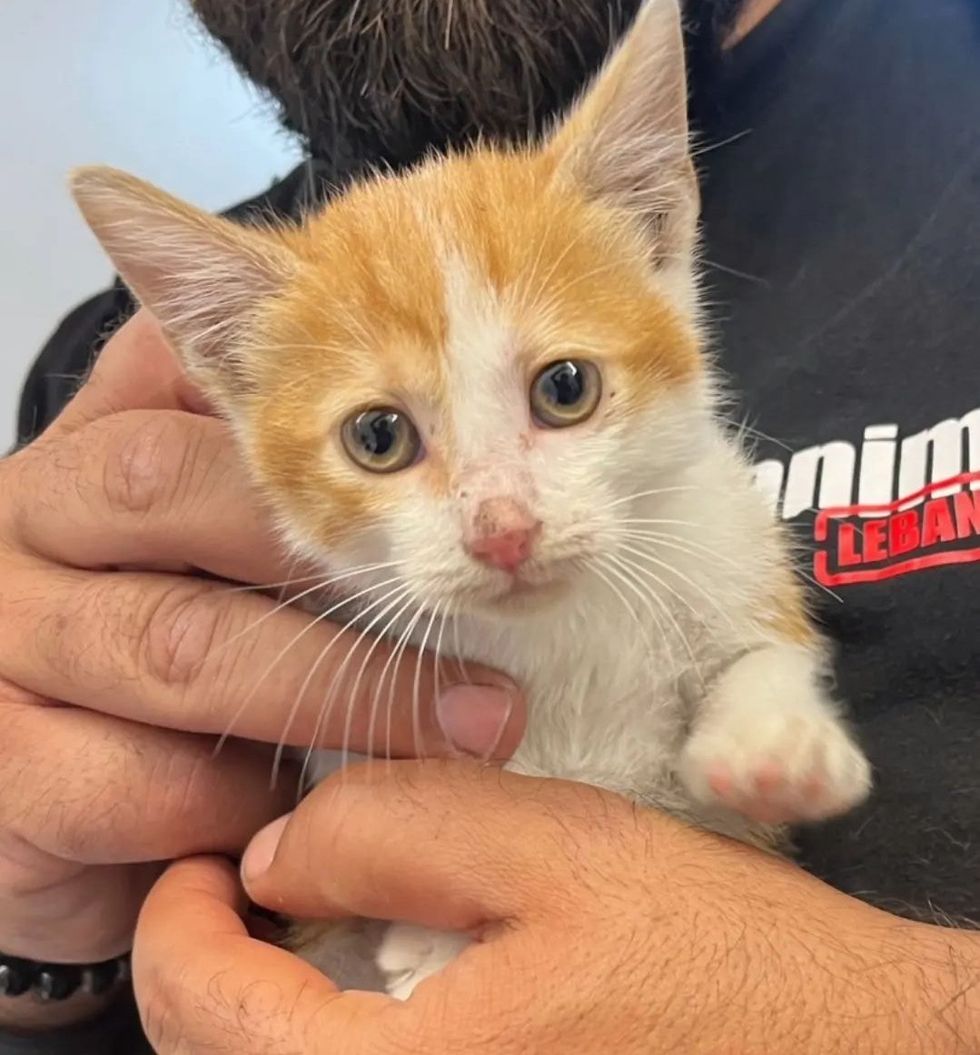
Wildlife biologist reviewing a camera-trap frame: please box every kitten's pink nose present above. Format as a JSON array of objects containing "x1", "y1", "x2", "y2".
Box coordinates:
[{"x1": 467, "y1": 498, "x2": 541, "y2": 574}]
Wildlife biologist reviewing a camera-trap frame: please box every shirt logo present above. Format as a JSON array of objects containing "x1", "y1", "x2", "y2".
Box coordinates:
[
  {"x1": 754, "y1": 408, "x2": 980, "y2": 586},
  {"x1": 813, "y1": 470, "x2": 980, "y2": 586}
]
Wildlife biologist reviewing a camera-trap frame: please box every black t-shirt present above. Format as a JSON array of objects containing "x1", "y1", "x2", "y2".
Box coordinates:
[
  {"x1": 9, "y1": 0, "x2": 979, "y2": 1049},
  {"x1": 698, "y1": 0, "x2": 979, "y2": 924}
]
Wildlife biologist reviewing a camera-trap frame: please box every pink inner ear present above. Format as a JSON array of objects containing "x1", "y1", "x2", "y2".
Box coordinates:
[{"x1": 70, "y1": 166, "x2": 294, "y2": 382}]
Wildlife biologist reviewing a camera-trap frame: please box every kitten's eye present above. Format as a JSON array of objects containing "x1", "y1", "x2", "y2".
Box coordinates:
[
  {"x1": 341, "y1": 407, "x2": 421, "y2": 473},
  {"x1": 530, "y1": 359, "x2": 602, "y2": 428}
]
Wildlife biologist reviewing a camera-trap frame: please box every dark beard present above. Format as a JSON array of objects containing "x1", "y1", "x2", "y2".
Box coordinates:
[{"x1": 191, "y1": 0, "x2": 745, "y2": 174}]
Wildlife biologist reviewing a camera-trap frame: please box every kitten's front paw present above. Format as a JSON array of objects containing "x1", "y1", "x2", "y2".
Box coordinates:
[
  {"x1": 679, "y1": 697, "x2": 872, "y2": 826},
  {"x1": 376, "y1": 923, "x2": 471, "y2": 1001}
]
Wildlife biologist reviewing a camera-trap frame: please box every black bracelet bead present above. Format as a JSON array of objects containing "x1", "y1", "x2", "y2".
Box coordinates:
[
  {"x1": 0, "y1": 951, "x2": 130, "y2": 1002},
  {"x1": 35, "y1": 966, "x2": 82, "y2": 1002},
  {"x1": 0, "y1": 959, "x2": 32, "y2": 998},
  {"x1": 83, "y1": 959, "x2": 125, "y2": 996}
]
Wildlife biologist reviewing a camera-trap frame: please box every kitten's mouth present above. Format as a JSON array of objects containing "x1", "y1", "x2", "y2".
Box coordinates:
[
  {"x1": 499, "y1": 576, "x2": 548, "y2": 599},
  {"x1": 432, "y1": 551, "x2": 585, "y2": 616},
  {"x1": 476, "y1": 564, "x2": 572, "y2": 611}
]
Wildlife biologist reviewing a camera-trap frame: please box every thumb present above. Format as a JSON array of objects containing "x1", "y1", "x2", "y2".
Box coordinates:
[
  {"x1": 134, "y1": 857, "x2": 379, "y2": 1055},
  {"x1": 240, "y1": 762, "x2": 589, "y2": 930}
]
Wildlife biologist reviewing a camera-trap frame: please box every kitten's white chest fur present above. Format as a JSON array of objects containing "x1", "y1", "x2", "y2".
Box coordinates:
[
  {"x1": 301, "y1": 436, "x2": 872, "y2": 998},
  {"x1": 464, "y1": 582, "x2": 695, "y2": 808}
]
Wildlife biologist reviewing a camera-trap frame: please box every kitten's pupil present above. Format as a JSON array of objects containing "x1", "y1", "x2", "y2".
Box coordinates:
[
  {"x1": 542, "y1": 362, "x2": 585, "y2": 406},
  {"x1": 357, "y1": 411, "x2": 398, "y2": 455}
]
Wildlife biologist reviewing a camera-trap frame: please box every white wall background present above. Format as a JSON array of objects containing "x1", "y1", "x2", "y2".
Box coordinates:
[{"x1": 0, "y1": 0, "x2": 302, "y2": 443}]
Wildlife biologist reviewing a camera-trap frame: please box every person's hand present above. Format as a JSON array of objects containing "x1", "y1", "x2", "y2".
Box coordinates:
[
  {"x1": 0, "y1": 314, "x2": 522, "y2": 1031},
  {"x1": 134, "y1": 762, "x2": 979, "y2": 1054}
]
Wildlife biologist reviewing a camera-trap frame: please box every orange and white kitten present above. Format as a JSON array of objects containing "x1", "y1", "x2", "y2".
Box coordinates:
[{"x1": 72, "y1": 0, "x2": 870, "y2": 1001}]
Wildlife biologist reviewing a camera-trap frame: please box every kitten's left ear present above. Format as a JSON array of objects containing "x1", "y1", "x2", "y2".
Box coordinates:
[
  {"x1": 70, "y1": 166, "x2": 297, "y2": 396},
  {"x1": 547, "y1": 0, "x2": 698, "y2": 275}
]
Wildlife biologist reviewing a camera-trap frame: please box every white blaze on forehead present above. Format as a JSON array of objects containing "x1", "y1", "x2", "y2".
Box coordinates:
[{"x1": 440, "y1": 249, "x2": 530, "y2": 472}]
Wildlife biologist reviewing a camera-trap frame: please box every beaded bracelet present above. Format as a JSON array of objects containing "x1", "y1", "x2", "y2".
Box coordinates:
[{"x1": 0, "y1": 953, "x2": 130, "y2": 1002}]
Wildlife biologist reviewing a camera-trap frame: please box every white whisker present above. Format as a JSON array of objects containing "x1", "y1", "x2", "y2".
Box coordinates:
[
  {"x1": 339, "y1": 588, "x2": 419, "y2": 775},
  {"x1": 275, "y1": 555, "x2": 301, "y2": 606},
  {"x1": 411, "y1": 603, "x2": 443, "y2": 760},
  {"x1": 451, "y1": 607, "x2": 472, "y2": 684},
  {"x1": 256, "y1": 581, "x2": 407, "y2": 772},
  {"x1": 432, "y1": 601, "x2": 452, "y2": 722},
  {"x1": 385, "y1": 603, "x2": 429, "y2": 766},
  {"x1": 220, "y1": 559, "x2": 405, "y2": 597},
  {"x1": 596, "y1": 553, "x2": 702, "y2": 686},
  {"x1": 300, "y1": 583, "x2": 415, "y2": 792},
  {"x1": 216, "y1": 574, "x2": 406, "y2": 760},
  {"x1": 795, "y1": 569, "x2": 844, "y2": 604},
  {"x1": 616, "y1": 517, "x2": 700, "y2": 530},
  {"x1": 594, "y1": 486, "x2": 698, "y2": 513},
  {"x1": 616, "y1": 542, "x2": 744, "y2": 643},
  {"x1": 210, "y1": 560, "x2": 406, "y2": 669},
  {"x1": 616, "y1": 529, "x2": 743, "y2": 571},
  {"x1": 365, "y1": 592, "x2": 422, "y2": 764},
  {"x1": 586, "y1": 558, "x2": 651, "y2": 645},
  {"x1": 266, "y1": 578, "x2": 410, "y2": 784}
]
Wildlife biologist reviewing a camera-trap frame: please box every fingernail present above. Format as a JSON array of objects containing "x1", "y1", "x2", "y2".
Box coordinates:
[
  {"x1": 436, "y1": 685, "x2": 515, "y2": 761},
  {"x1": 241, "y1": 814, "x2": 290, "y2": 884}
]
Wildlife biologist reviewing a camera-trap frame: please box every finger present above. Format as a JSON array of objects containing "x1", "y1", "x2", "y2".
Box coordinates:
[
  {"x1": 242, "y1": 762, "x2": 613, "y2": 928},
  {"x1": 48, "y1": 311, "x2": 210, "y2": 437},
  {"x1": 10, "y1": 408, "x2": 287, "y2": 585},
  {"x1": 134, "y1": 858, "x2": 379, "y2": 1055},
  {"x1": 0, "y1": 701, "x2": 293, "y2": 864},
  {"x1": 0, "y1": 566, "x2": 524, "y2": 760}
]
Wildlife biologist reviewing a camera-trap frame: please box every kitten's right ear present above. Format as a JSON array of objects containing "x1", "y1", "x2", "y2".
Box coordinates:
[
  {"x1": 546, "y1": 0, "x2": 698, "y2": 278},
  {"x1": 70, "y1": 166, "x2": 296, "y2": 394}
]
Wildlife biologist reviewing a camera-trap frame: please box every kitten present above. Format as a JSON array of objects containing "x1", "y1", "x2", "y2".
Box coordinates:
[{"x1": 71, "y1": 0, "x2": 870, "y2": 1002}]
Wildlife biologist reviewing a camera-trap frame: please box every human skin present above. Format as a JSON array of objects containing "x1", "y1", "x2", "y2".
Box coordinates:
[
  {"x1": 134, "y1": 762, "x2": 980, "y2": 1054},
  {"x1": 0, "y1": 312, "x2": 522, "y2": 1033}
]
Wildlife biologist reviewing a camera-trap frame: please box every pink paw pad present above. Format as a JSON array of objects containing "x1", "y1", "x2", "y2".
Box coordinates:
[
  {"x1": 707, "y1": 764, "x2": 734, "y2": 799},
  {"x1": 751, "y1": 761, "x2": 785, "y2": 795},
  {"x1": 706, "y1": 758, "x2": 833, "y2": 825}
]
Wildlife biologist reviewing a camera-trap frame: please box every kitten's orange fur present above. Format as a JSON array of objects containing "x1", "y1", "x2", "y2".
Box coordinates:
[
  {"x1": 243, "y1": 148, "x2": 700, "y2": 545},
  {"x1": 70, "y1": 0, "x2": 865, "y2": 1000}
]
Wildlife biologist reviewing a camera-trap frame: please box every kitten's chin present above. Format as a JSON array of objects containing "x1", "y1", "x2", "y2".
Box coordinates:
[{"x1": 470, "y1": 573, "x2": 571, "y2": 616}]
